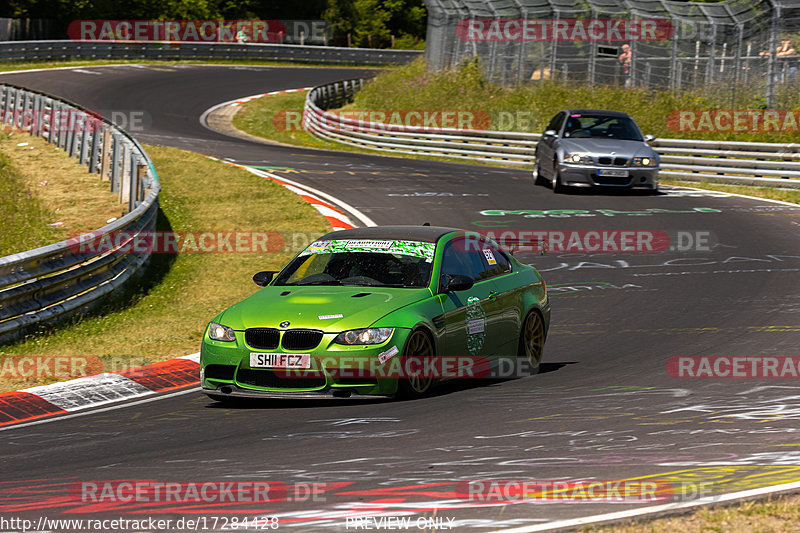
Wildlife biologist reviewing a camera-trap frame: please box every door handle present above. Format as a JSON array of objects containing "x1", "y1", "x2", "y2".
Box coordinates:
[{"x1": 488, "y1": 290, "x2": 498, "y2": 301}]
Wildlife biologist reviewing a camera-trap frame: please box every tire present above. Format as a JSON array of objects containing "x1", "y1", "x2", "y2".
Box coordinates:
[
  {"x1": 552, "y1": 168, "x2": 567, "y2": 194},
  {"x1": 396, "y1": 329, "x2": 436, "y2": 399},
  {"x1": 518, "y1": 311, "x2": 545, "y2": 375},
  {"x1": 533, "y1": 159, "x2": 547, "y2": 186}
]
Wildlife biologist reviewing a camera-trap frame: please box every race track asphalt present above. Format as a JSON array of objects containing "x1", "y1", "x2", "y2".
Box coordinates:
[{"x1": 2, "y1": 64, "x2": 800, "y2": 531}]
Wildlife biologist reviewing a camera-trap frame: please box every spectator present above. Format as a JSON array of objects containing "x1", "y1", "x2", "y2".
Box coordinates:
[
  {"x1": 777, "y1": 39, "x2": 798, "y2": 81},
  {"x1": 619, "y1": 44, "x2": 632, "y2": 86},
  {"x1": 761, "y1": 38, "x2": 798, "y2": 81}
]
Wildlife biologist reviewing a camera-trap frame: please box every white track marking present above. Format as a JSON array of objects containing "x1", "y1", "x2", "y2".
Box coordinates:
[{"x1": 0, "y1": 387, "x2": 200, "y2": 432}]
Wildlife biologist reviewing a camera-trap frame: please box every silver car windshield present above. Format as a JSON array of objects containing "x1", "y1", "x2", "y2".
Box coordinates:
[{"x1": 563, "y1": 115, "x2": 643, "y2": 142}]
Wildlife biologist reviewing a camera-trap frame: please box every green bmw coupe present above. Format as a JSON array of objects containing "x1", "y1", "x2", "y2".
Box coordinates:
[{"x1": 200, "y1": 225, "x2": 550, "y2": 400}]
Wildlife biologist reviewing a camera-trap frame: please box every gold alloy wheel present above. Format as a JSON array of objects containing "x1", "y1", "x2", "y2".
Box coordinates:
[
  {"x1": 398, "y1": 330, "x2": 436, "y2": 397},
  {"x1": 522, "y1": 311, "x2": 545, "y2": 370}
]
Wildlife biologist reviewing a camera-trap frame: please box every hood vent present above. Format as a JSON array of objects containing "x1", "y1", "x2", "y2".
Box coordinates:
[{"x1": 352, "y1": 293, "x2": 371, "y2": 298}]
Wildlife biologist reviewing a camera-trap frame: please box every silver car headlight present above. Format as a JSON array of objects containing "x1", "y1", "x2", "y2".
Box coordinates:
[
  {"x1": 564, "y1": 153, "x2": 593, "y2": 164},
  {"x1": 334, "y1": 328, "x2": 394, "y2": 345},
  {"x1": 208, "y1": 322, "x2": 236, "y2": 342},
  {"x1": 632, "y1": 156, "x2": 657, "y2": 167}
]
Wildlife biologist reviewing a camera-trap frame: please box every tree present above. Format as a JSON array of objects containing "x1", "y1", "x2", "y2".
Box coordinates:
[{"x1": 323, "y1": 0, "x2": 426, "y2": 48}]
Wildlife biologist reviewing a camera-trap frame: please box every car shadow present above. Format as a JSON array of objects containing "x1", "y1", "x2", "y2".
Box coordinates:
[
  {"x1": 551, "y1": 186, "x2": 664, "y2": 197},
  {"x1": 413, "y1": 360, "x2": 580, "y2": 399},
  {"x1": 202, "y1": 361, "x2": 578, "y2": 407},
  {"x1": 203, "y1": 396, "x2": 393, "y2": 410}
]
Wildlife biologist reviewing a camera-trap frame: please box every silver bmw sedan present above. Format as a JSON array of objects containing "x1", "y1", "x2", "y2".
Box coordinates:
[{"x1": 534, "y1": 109, "x2": 659, "y2": 193}]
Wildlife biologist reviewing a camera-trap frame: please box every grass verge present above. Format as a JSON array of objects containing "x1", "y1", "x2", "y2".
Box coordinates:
[
  {"x1": 349, "y1": 58, "x2": 800, "y2": 143},
  {"x1": 0, "y1": 131, "x2": 121, "y2": 256},
  {"x1": 660, "y1": 178, "x2": 800, "y2": 205},
  {"x1": 593, "y1": 493, "x2": 800, "y2": 532},
  {"x1": 0, "y1": 145, "x2": 329, "y2": 392}
]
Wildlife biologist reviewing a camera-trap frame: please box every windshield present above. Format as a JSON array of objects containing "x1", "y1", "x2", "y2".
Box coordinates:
[
  {"x1": 273, "y1": 239, "x2": 435, "y2": 288},
  {"x1": 563, "y1": 115, "x2": 643, "y2": 141}
]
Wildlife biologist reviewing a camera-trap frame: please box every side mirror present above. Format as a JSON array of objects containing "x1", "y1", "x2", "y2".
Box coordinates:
[
  {"x1": 543, "y1": 129, "x2": 557, "y2": 137},
  {"x1": 441, "y1": 274, "x2": 474, "y2": 293},
  {"x1": 644, "y1": 134, "x2": 656, "y2": 143},
  {"x1": 253, "y1": 271, "x2": 277, "y2": 287}
]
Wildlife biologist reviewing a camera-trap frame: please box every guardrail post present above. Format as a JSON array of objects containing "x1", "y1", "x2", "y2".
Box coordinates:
[
  {"x1": 120, "y1": 142, "x2": 132, "y2": 207},
  {"x1": 127, "y1": 153, "x2": 142, "y2": 212},
  {"x1": 32, "y1": 94, "x2": 42, "y2": 136},
  {"x1": 44, "y1": 98, "x2": 55, "y2": 144},
  {"x1": 67, "y1": 110, "x2": 77, "y2": 157},
  {"x1": 4, "y1": 87, "x2": 15, "y2": 127},
  {"x1": 0, "y1": 86, "x2": 7, "y2": 126},
  {"x1": 57, "y1": 104, "x2": 67, "y2": 150},
  {"x1": 111, "y1": 133, "x2": 121, "y2": 193},
  {"x1": 21, "y1": 91, "x2": 31, "y2": 131},
  {"x1": 89, "y1": 120, "x2": 101, "y2": 173},
  {"x1": 79, "y1": 114, "x2": 91, "y2": 166},
  {"x1": 100, "y1": 127, "x2": 111, "y2": 181},
  {"x1": 134, "y1": 161, "x2": 147, "y2": 207}
]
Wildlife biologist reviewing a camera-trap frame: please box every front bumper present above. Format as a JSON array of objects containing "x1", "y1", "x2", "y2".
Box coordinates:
[
  {"x1": 200, "y1": 328, "x2": 412, "y2": 397},
  {"x1": 559, "y1": 164, "x2": 658, "y2": 188},
  {"x1": 203, "y1": 384, "x2": 392, "y2": 400}
]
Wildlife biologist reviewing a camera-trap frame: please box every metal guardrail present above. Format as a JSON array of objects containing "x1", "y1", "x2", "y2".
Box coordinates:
[
  {"x1": 304, "y1": 78, "x2": 800, "y2": 189},
  {"x1": 0, "y1": 83, "x2": 160, "y2": 344},
  {"x1": 0, "y1": 40, "x2": 422, "y2": 66}
]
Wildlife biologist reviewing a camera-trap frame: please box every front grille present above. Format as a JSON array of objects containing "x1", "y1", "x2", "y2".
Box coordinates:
[
  {"x1": 282, "y1": 329, "x2": 324, "y2": 351},
  {"x1": 594, "y1": 175, "x2": 632, "y2": 185},
  {"x1": 597, "y1": 156, "x2": 628, "y2": 166},
  {"x1": 236, "y1": 368, "x2": 326, "y2": 389},
  {"x1": 245, "y1": 328, "x2": 280, "y2": 349},
  {"x1": 204, "y1": 364, "x2": 236, "y2": 380}
]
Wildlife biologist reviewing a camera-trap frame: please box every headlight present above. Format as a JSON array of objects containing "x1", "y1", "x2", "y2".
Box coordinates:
[
  {"x1": 334, "y1": 328, "x2": 394, "y2": 345},
  {"x1": 208, "y1": 322, "x2": 236, "y2": 342},
  {"x1": 632, "y1": 156, "x2": 657, "y2": 167},
  {"x1": 564, "y1": 153, "x2": 592, "y2": 164}
]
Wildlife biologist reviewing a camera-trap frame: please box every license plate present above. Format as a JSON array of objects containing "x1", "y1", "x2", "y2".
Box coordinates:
[
  {"x1": 597, "y1": 169, "x2": 629, "y2": 177},
  {"x1": 250, "y1": 353, "x2": 311, "y2": 369}
]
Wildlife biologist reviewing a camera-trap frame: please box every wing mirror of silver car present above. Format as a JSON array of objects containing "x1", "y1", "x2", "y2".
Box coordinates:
[
  {"x1": 644, "y1": 134, "x2": 656, "y2": 143},
  {"x1": 543, "y1": 129, "x2": 557, "y2": 137}
]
